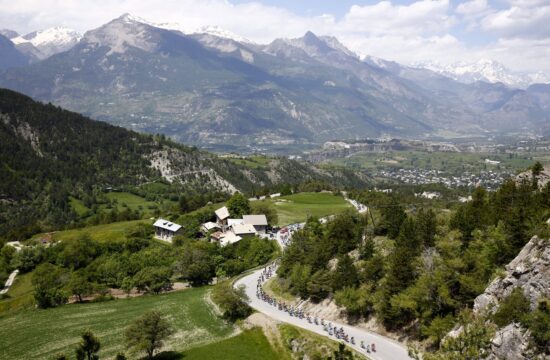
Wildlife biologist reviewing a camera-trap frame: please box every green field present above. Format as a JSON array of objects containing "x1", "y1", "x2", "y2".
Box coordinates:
[
  {"x1": 0, "y1": 272, "x2": 34, "y2": 314},
  {"x1": 69, "y1": 191, "x2": 177, "y2": 219},
  {"x1": 327, "y1": 150, "x2": 545, "y2": 174},
  {"x1": 180, "y1": 328, "x2": 281, "y2": 360},
  {"x1": 0, "y1": 287, "x2": 233, "y2": 360},
  {"x1": 226, "y1": 155, "x2": 271, "y2": 170},
  {"x1": 69, "y1": 197, "x2": 91, "y2": 217},
  {"x1": 29, "y1": 219, "x2": 151, "y2": 244},
  {"x1": 268, "y1": 192, "x2": 352, "y2": 226},
  {"x1": 103, "y1": 191, "x2": 161, "y2": 212}
]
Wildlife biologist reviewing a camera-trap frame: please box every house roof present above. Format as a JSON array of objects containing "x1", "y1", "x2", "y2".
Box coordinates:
[
  {"x1": 215, "y1": 206, "x2": 230, "y2": 220},
  {"x1": 202, "y1": 222, "x2": 219, "y2": 231},
  {"x1": 243, "y1": 214, "x2": 268, "y2": 226},
  {"x1": 211, "y1": 231, "x2": 224, "y2": 240},
  {"x1": 228, "y1": 218, "x2": 244, "y2": 227},
  {"x1": 153, "y1": 219, "x2": 182, "y2": 232},
  {"x1": 232, "y1": 223, "x2": 257, "y2": 235},
  {"x1": 220, "y1": 232, "x2": 242, "y2": 247}
]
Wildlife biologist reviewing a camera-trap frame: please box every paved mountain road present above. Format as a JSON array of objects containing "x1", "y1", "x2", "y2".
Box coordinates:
[{"x1": 235, "y1": 268, "x2": 412, "y2": 360}]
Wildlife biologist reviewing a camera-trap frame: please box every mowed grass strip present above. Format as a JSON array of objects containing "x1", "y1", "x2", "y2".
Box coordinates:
[
  {"x1": 180, "y1": 328, "x2": 280, "y2": 360},
  {"x1": 270, "y1": 192, "x2": 352, "y2": 226},
  {"x1": 0, "y1": 287, "x2": 233, "y2": 360}
]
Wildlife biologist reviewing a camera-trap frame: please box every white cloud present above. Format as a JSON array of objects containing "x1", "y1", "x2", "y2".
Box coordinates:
[
  {"x1": 456, "y1": 0, "x2": 488, "y2": 15},
  {"x1": 481, "y1": 3, "x2": 550, "y2": 39},
  {"x1": 339, "y1": 0, "x2": 454, "y2": 36}
]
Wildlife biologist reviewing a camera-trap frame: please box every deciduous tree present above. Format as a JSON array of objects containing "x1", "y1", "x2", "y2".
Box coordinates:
[{"x1": 125, "y1": 311, "x2": 174, "y2": 360}]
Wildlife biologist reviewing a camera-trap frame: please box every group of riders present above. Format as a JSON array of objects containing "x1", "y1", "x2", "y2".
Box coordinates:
[{"x1": 256, "y1": 263, "x2": 377, "y2": 355}]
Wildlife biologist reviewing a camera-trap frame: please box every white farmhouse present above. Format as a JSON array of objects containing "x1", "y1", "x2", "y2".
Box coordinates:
[{"x1": 153, "y1": 219, "x2": 182, "y2": 242}]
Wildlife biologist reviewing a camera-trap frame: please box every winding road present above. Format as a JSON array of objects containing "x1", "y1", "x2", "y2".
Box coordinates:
[{"x1": 235, "y1": 268, "x2": 412, "y2": 360}]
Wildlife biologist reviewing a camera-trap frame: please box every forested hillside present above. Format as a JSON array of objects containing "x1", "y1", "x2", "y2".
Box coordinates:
[
  {"x1": 275, "y1": 173, "x2": 550, "y2": 358},
  {"x1": 0, "y1": 89, "x2": 368, "y2": 241}
]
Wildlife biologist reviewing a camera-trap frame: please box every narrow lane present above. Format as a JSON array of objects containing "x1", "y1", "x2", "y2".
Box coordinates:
[{"x1": 235, "y1": 268, "x2": 412, "y2": 360}]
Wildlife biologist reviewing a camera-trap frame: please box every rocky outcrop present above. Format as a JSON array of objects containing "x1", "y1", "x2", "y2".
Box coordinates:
[
  {"x1": 487, "y1": 323, "x2": 531, "y2": 360},
  {"x1": 474, "y1": 236, "x2": 550, "y2": 313},
  {"x1": 515, "y1": 166, "x2": 550, "y2": 188},
  {"x1": 472, "y1": 236, "x2": 549, "y2": 360}
]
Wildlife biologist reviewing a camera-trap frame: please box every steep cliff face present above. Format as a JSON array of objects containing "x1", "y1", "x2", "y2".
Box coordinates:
[
  {"x1": 473, "y1": 236, "x2": 549, "y2": 360},
  {"x1": 474, "y1": 236, "x2": 549, "y2": 313}
]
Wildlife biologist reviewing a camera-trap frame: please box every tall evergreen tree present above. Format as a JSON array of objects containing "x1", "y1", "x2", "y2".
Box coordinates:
[
  {"x1": 332, "y1": 254, "x2": 359, "y2": 291},
  {"x1": 416, "y1": 208, "x2": 437, "y2": 248},
  {"x1": 380, "y1": 199, "x2": 407, "y2": 239}
]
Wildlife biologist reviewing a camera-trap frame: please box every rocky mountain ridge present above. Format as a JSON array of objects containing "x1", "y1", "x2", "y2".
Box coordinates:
[{"x1": 1, "y1": 14, "x2": 549, "y2": 150}]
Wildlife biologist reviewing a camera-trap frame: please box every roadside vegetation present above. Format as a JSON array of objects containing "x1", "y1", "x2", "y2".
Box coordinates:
[{"x1": 276, "y1": 167, "x2": 550, "y2": 357}]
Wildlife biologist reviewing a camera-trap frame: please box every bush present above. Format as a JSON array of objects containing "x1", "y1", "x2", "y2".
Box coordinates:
[
  {"x1": 524, "y1": 299, "x2": 550, "y2": 354},
  {"x1": 32, "y1": 263, "x2": 69, "y2": 308},
  {"x1": 493, "y1": 287, "x2": 530, "y2": 327}
]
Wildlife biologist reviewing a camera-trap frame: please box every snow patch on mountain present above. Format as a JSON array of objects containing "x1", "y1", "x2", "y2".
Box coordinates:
[
  {"x1": 11, "y1": 27, "x2": 81, "y2": 58},
  {"x1": 192, "y1": 25, "x2": 252, "y2": 44},
  {"x1": 115, "y1": 13, "x2": 253, "y2": 43},
  {"x1": 318, "y1": 36, "x2": 358, "y2": 58},
  {"x1": 412, "y1": 59, "x2": 550, "y2": 89}
]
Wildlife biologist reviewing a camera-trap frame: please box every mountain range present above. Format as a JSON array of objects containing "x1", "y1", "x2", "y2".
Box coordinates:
[
  {"x1": 411, "y1": 59, "x2": 550, "y2": 90},
  {"x1": 0, "y1": 14, "x2": 549, "y2": 150}
]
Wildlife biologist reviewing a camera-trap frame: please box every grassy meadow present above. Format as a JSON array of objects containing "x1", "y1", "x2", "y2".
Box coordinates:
[
  {"x1": 29, "y1": 219, "x2": 151, "y2": 244},
  {"x1": 268, "y1": 192, "x2": 352, "y2": 226},
  {"x1": 0, "y1": 287, "x2": 233, "y2": 360},
  {"x1": 180, "y1": 328, "x2": 281, "y2": 360},
  {"x1": 0, "y1": 272, "x2": 34, "y2": 314}
]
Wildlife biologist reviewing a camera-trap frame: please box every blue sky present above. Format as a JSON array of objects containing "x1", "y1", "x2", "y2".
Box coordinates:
[{"x1": 0, "y1": 0, "x2": 549, "y2": 74}]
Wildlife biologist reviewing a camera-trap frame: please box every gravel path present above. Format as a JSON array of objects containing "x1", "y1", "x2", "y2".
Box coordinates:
[
  {"x1": 235, "y1": 268, "x2": 412, "y2": 360},
  {"x1": 0, "y1": 269, "x2": 19, "y2": 295}
]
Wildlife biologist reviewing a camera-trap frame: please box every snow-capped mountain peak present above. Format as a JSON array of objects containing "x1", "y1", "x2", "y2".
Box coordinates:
[
  {"x1": 412, "y1": 59, "x2": 550, "y2": 89},
  {"x1": 112, "y1": 13, "x2": 253, "y2": 43},
  {"x1": 11, "y1": 27, "x2": 81, "y2": 58},
  {"x1": 191, "y1": 25, "x2": 252, "y2": 43}
]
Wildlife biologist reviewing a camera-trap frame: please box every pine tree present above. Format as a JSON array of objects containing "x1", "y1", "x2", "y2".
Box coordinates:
[
  {"x1": 416, "y1": 208, "x2": 437, "y2": 247},
  {"x1": 332, "y1": 254, "x2": 358, "y2": 291}
]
